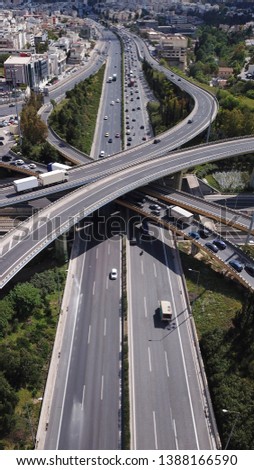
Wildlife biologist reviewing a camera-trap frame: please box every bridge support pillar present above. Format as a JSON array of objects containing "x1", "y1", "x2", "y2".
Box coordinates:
[
  {"x1": 154, "y1": 171, "x2": 183, "y2": 190},
  {"x1": 191, "y1": 243, "x2": 199, "y2": 257},
  {"x1": 55, "y1": 234, "x2": 68, "y2": 263}
]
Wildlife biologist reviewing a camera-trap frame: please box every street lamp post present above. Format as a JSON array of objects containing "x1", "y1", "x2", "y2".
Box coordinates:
[
  {"x1": 222, "y1": 409, "x2": 241, "y2": 450},
  {"x1": 188, "y1": 268, "x2": 200, "y2": 303}
]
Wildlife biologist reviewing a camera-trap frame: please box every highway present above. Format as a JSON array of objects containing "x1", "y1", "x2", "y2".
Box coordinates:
[
  {"x1": 145, "y1": 185, "x2": 254, "y2": 234},
  {"x1": 1, "y1": 23, "x2": 252, "y2": 452},
  {"x1": 1, "y1": 138, "x2": 254, "y2": 288},
  {"x1": 43, "y1": 228, "x2": 122, "y2": 450},
  {"x1": 128, "y1": 225, "x2": 214, "y2": 449}
]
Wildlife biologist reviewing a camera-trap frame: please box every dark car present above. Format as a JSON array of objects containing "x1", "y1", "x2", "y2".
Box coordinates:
[
  {"x1": 205, "y1": 242, "x2": 219, "y2": 253},
  {"x1": 2, "y1": 155, "x2": 12, "y2": 161},
  {"x1": 187, "y1": 119, "x2": 193, "y2": 124},
  {"x1": 229, "y1": 259, "x2": 243, "y2": 273},
  {"x1": 245, "y1": 264, "x2": 254, "y2": 276},
  {"x1": 140, "y1": 125, "x2": 144, "y2": 129},
  {"x1": 199, "y1": 228, "x2": 210, "y2": 239},
  {"x1": 153, "y1": 139, "x2": 161, "y2": 144},
  {"x1": 0, "y1": 141, "x2": 4, "y2": 146},
  {"x1": 127, "y1": 137, "x2": 132, "y2": 142},
  {"x1": 108, "y1": 138, "x2": 113, "y2": 143},
  {"x1": 213, "y1": 239, "x2": 226, "y2": 250}
]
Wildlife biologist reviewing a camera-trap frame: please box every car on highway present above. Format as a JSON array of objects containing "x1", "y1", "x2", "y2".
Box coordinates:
[
  {"x1": 115, "y1": 133, "x2": 120, "y2": 138},
  {"x1": 104, "y1": 132, "x2": 109, "y2": 137},
  {"x1": 140, "y1": 125, "x2": 144, "y2": 129},
  {"x1": 104, "y1": 115, "x2": 108, "y2": 120},
  {"x1": 16, "y1": 159, "x2": 24, "y2": 165},
  {"x1": 99, "y1": 150, "x2": 105, "y2": 158},
  {"x1": 108, "y1": 138, "x2": 113, "y2": 143},
  {"x1": 188, "y1": 119, "x2": 193, "y2": 124},
  {"x1": 205, "y1": 242, "x2": 219, "y2": 253},
  {"x1": 213, "y1": 239, "x2": 226, "y2": 250},
  {"x1": 188, "y1": 231, "x2": 200, "y2": 240},
  {"x1": 116, "y1": 98, "x2": 120, "y2": 103},
  {"x1": 142, "y1": 136, "x2": 147, "y2": 141},
  {"x1": 150, "y1": 204, "x2": 161, "y2": 211},
  {"x1": 29, "y1": 163, "x2": 37, "y2": 169},
  {"x1": 110, "y1": 268, "x2": 118, "y2": 280},
  {"x1": 153, "y1": 139, "x2": 161, "y2": 144},
  {"x1": 229, "y1": 259, "x2": 243, "y2": 272},
  {"x1": 245, "y1": 264, "x2": 254, "y2": 276},
  {"x1": 0, "y1": 141, "x2": 4, "y2": 146},
  {"x1": 9, "y1": 103, "x2": 15, "y2": 107}
]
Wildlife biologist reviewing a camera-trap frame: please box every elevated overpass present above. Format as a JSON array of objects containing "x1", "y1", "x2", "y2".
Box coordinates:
[
  {"x1": 1, "y1": 139, "x2": 254, "y2": 289},
  {"x1": 115, "y1": 198, "x2": 254, "y2": 292},
  {"x1": 143, "y1": 185, "x2": 254, "y2": 236}
]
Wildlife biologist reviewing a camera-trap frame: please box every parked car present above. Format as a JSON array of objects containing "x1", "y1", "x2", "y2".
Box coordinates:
[
  {"x1": 229, "y1": 259, "x2": 243, "y2": 273},
  {"x1": 199, "y1": 228, "x2": 210, "y2": 239},
  {"x1": 245, "y1": 264, "x2": 254, "y2": 276},
  {"x1": 188, "y1": 231, "x2": 200, "y2": 240},
  {"x1": 213, "y1": 239, "x2": 226, "y2": 250},
  {"x1": 205, "y1": 242, "x2": 219, "y2": 253}
]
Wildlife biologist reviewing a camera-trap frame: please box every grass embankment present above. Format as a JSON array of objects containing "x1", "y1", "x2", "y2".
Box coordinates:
[
  {"x1": 179, "y1": 243, "x2": 254, "y2": 449},
  {"x1": 0, "y1": 256, "x2": 67, "y2": 450},
  {"x1": 49, "y1": 65, "x2": 105, "y2": 155},
  {"x1": 178, "y1": 243, "x2": 244, "y2": 338}
]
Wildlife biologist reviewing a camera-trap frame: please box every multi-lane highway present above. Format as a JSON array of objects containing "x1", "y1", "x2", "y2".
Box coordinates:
[
  {"x1": 128, "y1": 225, "x2": 214, "y2": 449},
  {"x1": 41, "y1": 228, "x2": 122, "y2": 450}
]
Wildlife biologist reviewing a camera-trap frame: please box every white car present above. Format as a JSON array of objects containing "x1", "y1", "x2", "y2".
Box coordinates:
[
  {"x1": 104, "y1": 115, "x2": 108, "y2": 120},
  {"x1": 116, "y1": 98, "x2": 120, "y2": 103},
  {"x1": 110, "y1": 268, "x2": 118, "y2": 280},
  {"x1": 99, "y1": 150, "x2": 105, "y2": 158},
  {"x1": 111, "y1": 100, "x2": 115, "y2": 105}
]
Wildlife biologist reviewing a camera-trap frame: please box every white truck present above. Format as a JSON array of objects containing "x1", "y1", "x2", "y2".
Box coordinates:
[
  {"x1": 47, "y1": 162, "x2": 71, "y2": 171},
  {"x1": 13, "y1": 176, "x2": 39, "y2": 192},
  {"x1": 170, "y1": 205, "x2": 193, "y2": 225},
  {"x1": 39, "y1": 170, "x2": 69, "y2": 186},
  {"x1": 13, "y1": 170, "x2": 69, "y2": 193}
]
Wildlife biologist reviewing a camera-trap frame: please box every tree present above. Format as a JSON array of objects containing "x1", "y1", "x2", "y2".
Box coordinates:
[
  {"x1": 0, "y1": 373, "x2": 17, "y2": 435},
  {"x1": 9, "y1": 283, "x2": 41, "y2": 320}
]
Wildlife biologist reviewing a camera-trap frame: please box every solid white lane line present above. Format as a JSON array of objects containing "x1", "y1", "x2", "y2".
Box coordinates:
[
  {"x1": 104, "y1": 317, "x2": 107, "y2": 336},
  {"x1": 144, "y1": 296, "x2": 147, "y2": 318},
  {"x1": 153, "y1": 411, "x2": 158, "y2": 450},
  {"x1": 148, "y1": 347, "x2": 152, "y2": 372},
  {"x1": 101, "y1": 375, "x2": 104, "y2": 400},
  {"x1": 108, "y1": 244, "x2": 110, "y2": 255},
  {"x1": 153, "y1": 262, "x2": 157, "y2": 278},
  {"x1": 81, "y1": 385, "x2": 86, "y2": 411},
  {"x1": 92, "y1": 281, "x2": 95, "y2": 296},
  {"x1": 141, "y1": 259, "x2": 144, "y2": 275},
  {"x1": 164, "y1": 351, "x2": 170, "y2": 378},
  {"x1": 96, "y1": 248, "x2": 98, "y2": 259},
  {"x1": 173, "y1": 419, "x2": 179, "y2": 450},
  {"x1": 87, "y1": 325, "x2": 91, "y2": 345}
]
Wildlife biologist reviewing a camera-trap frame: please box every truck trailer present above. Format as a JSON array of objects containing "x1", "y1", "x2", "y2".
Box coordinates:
[
  {"x1": 47, "y1": 162, "x2": 71, "y2": 172},
  {"x1": 170, "y1": 205, "x2": 193, "y2": 225},
  {"x1": 13, "y1": 170, "x2": 69, "y2": 193},
  {"x1": 39, "y1": 170, "x2": 69, "y2": 186},
  {"x1": 13, "y1": 176, "x2": 39, "y2": 193}
]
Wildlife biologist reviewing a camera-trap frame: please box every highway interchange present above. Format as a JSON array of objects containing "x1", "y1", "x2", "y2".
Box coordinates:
[{"x1": 0, "y1": 23, "x2": 253, "y2": 450}]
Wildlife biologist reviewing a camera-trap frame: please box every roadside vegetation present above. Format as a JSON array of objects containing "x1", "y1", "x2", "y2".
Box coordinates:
[
  {"x1": 0, "y1": 253, "x2": 67, "y2": 449},
  {"x1": 142, "y1": 60, "x2": 194, "y2": 135},
  {"x1": 179, "y1": 245, "x2": 254, "y2": 449},
  {"x1": 49, "y1": 65, "x2": 105, "y2": 155}
]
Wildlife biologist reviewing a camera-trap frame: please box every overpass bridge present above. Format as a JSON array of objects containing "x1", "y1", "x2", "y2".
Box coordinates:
[
  {"x1": 115, "y1": 198, "x2": 254, "y2": 292},
  {"x1": 143, "y1": 185, "x2": 254, "y2": 236}
]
